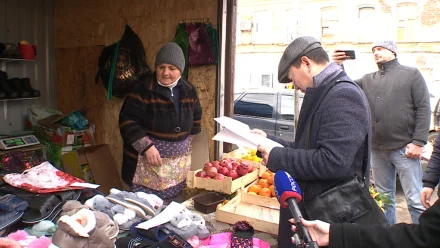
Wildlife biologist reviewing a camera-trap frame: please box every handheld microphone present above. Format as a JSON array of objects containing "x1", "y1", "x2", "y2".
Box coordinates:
[{"x1": 274, "y1": 171, "x2": 318, "y2": 248}]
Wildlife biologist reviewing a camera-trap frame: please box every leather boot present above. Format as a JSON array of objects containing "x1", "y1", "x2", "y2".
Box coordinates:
[
  {"x1": 20, "y1": 78, "x2": 40, "y2": 97},
  {"x1": 0, "y1": 79, "x2": 18, "y2": 99},
  {"x1": 0, "y1": 70, "x2": 7, "y2": 81},
  {"x1": 0, "y1": 43, "x2": 21, "y2": 59},
  {"x1": 7, "y1": 78, "x2": 29, "y2": 98}
]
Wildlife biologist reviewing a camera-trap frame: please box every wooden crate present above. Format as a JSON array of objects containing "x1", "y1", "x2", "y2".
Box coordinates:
[
  {"x1": 186, "y1": 169, "x2": 259, "y2": 195},
  {"x1": 222, "y1": 149, "x2": 266, "y2": 176},
  {"x1": 216, "y1": 193, "x2": 279, "y2": 235},
  {"x1": 241, "y1": 180, "x2": 280, "y2": 209}
]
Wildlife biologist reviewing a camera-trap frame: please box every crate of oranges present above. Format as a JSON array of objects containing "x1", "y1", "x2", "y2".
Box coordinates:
[{"x1": 241, "y1": 170, "x2": 280, "y2": 209}]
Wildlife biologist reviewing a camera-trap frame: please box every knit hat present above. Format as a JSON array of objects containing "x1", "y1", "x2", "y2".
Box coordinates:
[
  {"x1": 372, "y1": 40, "x2": 397, "y2": 56},
  {"x1": 278, "y1": 36, "x2": 322, "y2": 83},
  {"x1": 155, "y1": 42, "x2": 185, "y2": 73}
]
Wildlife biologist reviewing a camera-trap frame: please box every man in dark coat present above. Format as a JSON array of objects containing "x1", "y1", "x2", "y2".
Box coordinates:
[
  {"x1": 253, "y1": 36, "x2": 379, "y2": 247},
  {"x1": 291, "y1": 197, "x2": 440, "y2": 248},
  {"x1": 293, "y1": 135, "x2": 440, "y2": 247},
  {"x1": 421, "y1": 134, "x2": 440, "y2": 208}
]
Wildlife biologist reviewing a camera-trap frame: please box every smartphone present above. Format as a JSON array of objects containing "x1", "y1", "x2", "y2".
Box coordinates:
[{"x1": 336, "y1": 50, "x2": 356, "y2": 60}]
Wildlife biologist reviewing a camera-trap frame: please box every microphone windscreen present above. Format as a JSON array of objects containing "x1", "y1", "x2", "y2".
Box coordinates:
[{"x1": 274, "y1": 170, "x2": 302, "y2": 208}]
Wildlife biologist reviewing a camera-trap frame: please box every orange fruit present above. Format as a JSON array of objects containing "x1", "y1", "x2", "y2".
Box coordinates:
[
  {"x1": 258, "y1": 188, "x2": 272, "y2": 197},
  {"x1": 269, "y1": 185, "x2": 276, "y2": 197},
  {"x1": 248, "y1": 192, "x2": 257, "y2": 195},
  {"x1": 261, "y1": 172, "x2": 271, "y2": 179},
  {"x1": 267, "y1": 174, "x2": 274, "y2": 185},
  {"x1": 248, "y1": 185, "x2": 262, "y2": 194},
  {"x1": 258, "y1": 179, "x2": 270, "y2": 188}
]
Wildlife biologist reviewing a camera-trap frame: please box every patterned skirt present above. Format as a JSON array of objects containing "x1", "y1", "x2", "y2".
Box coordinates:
[{"x1": 132, "y1": 136, "x2": 192, "y2": 203}]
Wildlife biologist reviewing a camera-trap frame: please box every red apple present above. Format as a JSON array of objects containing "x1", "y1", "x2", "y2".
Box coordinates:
[
  {"x1": 212, "y1": 161, "x2": 220, "y2": 167},
  {"x1": 219, "y1": 167, "x2": 230, "y2": 176},
  {"x1": 247, "y1": 164, "x2": 254, "y2": 173},
  {"x1": 195, "y1": 171, "x2": 206, "y2": 177},
  {"x1": 231, "y1": 162, "x2": 239, "y2": 169},
  {"x1": 237, "y1": 164, "x2": 249, "y2": 177},
  {"x1": 225, "y1": 162, "x2": 233, "y2": 171},
  {"x1": 214, "y1": 173, "x2": 225, "y2": 180},
  {"x1": 204, "y1": 162, "x2": 213, "y2": 170},
  {"x1": 205, "y1": 167, "x2": 218, "y2": 178},
  {"x1": 227, "y1": 169, "x2": 239, "y2": 180}
]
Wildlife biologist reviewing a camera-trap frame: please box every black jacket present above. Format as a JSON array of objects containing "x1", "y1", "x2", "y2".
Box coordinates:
[
  {"x1": 119, "y1": 75, "x2": 202, "y2": 185},
  {"x1": 422, "y1": 134, "x2": 440, "y2": 197},
  {"x1": 330, "y1": 198, "x2": 440, "y2": 248},
  {"x1": 355, "y1": 59, "x2": 431, "y2": 149}
]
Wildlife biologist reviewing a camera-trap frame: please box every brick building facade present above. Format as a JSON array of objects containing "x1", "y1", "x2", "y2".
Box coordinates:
[{"x1": 235, "y1": 0, "x2": 440, "y2": 93}]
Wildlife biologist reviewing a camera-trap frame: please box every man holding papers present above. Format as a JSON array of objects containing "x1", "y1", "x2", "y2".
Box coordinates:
[{"x1": 251, "y1": 36, "x2": 376, "y2": 247}]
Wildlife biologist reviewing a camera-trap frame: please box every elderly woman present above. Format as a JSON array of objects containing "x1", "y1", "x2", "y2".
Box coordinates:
[{"x1": 119, "y1": 42, "x2": 202, "y2": 203}]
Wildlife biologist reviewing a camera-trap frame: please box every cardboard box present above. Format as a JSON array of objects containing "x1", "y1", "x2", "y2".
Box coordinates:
[
  {"x1": 216, "y1": 193, "x2": 279, "y2": 235},
  {"x1": 41, "y1": 140, "x2": 88, "y2": 168},
  {"x1": 186, "y1": 169, "x2": 259, "y2": 195},
  {"x1": 36, "y1": 114, "x2": 94, "y2": 147},
  {"x1": 61, "y1": 144, "x2": 123, "y2": 195}
]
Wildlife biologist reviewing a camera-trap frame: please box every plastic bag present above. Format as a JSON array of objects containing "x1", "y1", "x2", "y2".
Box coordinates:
[{"x1": 95, "y1": 25, "x2": 152, "y2": 99}]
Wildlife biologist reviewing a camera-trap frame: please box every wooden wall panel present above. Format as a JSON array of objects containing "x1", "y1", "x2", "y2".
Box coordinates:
[{"x1": 55, "y1": 0, "x2": 218, "y2": 176}]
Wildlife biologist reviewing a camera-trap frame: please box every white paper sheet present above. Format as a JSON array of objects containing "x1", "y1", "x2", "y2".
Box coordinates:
[
  {"x1": 213, "y1": 116, "x2": 283, "y2": 149},
  {"x1": 135, "y1": 201, "x2": 186, "y2": 230}
]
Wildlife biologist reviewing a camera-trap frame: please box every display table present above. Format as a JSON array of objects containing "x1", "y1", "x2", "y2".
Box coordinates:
[{"x1": 182, "y1": 197, "x2": 279, "y2": 248}]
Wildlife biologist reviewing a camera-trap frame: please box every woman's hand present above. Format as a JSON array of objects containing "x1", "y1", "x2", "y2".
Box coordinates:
[
  {"x1": 145, "y1": 146, "x2": 162, "y2": 166},
  {"x1": 290, "y1": 218, "x2": 330, "y2": 247},
  {"x1": 251, "y1": 129, "x2": 267, "y2": 138}
]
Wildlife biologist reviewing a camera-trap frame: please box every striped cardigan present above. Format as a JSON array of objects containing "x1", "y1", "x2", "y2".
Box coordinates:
[{"x1": 119, "y1": 75, "x2": 202, "y2": 185}]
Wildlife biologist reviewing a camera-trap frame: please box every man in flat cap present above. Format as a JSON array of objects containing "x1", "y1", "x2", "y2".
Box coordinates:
[
  {"x1": 252, "y1": 36, "x2": 386, "y2": 247},
  {"x1": 332, "y1": 41, "x2": 430, "y2": 225}
]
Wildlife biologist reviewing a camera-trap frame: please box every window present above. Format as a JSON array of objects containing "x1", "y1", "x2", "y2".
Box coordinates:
[
  {"x1": 253, "y1": 11, "x2": 272, "y2": 44},
  {"x1": 261, "y1": 74, "x2": 271, "y2": 87},
  {"x1": 280, "y1": 95, "x2": 294, "y2": 121},
  {"x1": 234, "y1": 93, "x2": 275, "y2": 118},
  {"x1": 285, "y1": 9, "x2": 295, "y2": 43},
  {"x1": 358, "y1": 7, "x2": 375, "y2": 42},
  {"x1": 397, "y1": 3, "x2": 418, "y2": 41},
  {"x1": 321, "y1": 7, "x2": 338, "y2": 42}
]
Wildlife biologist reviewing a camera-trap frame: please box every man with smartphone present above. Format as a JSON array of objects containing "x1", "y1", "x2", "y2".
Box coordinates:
[{"x1": 332, "y1": 41, "x2": 431, "y2": 225}]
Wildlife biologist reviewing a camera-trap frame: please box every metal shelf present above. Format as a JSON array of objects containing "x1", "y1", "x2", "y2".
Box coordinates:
[
  {"x1": 0, "y1": 58, "x2": 35, "y2": 62},
  {"x1": 1, "y1": 58, "x2": 38, "y2": 120},
  {"x1": 1, "y1": 97, "x2": 39, "y2": 120}
]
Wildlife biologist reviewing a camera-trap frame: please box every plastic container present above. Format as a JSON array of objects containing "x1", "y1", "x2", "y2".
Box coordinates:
[{"x1": 193, "y1": 192, "x2": 225, "y2": 214}]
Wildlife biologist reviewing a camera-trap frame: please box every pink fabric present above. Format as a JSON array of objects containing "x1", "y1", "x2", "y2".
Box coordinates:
[{"x1": 200, "y1": 233, "x2": 270, "y2": 248}]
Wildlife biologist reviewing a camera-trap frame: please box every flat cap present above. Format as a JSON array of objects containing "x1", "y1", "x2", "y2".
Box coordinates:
[{"x1": 278, "y1": 36, "x2": 322, "y2": 83}]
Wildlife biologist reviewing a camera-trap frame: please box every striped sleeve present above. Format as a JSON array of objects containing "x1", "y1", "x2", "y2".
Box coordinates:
[{"x1": 119, "y1": 91, "x2": 152, "y2": 152}]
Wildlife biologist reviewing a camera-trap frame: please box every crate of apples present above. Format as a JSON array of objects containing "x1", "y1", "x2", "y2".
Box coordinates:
[
  {"x1": 188, "y1": 158, "x2": 259, "y2": 194},
  {"x1": 195, "y1": 158, "x2": 254, "y2": 180}
]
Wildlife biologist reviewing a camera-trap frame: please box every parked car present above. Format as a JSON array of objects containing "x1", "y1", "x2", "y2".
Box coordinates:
[{"x1": 233, "y1": 88, "x2": 303, "y2": 142}]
